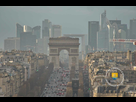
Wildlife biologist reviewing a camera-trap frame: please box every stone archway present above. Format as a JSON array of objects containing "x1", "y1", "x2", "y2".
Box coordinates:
[
  {"x1": 52, "y1": 57, "x2": 56, "y2": 67},
  {"x1": 48, "y1": 37, "x2": 80, "y2": 70},
  {"x1": 72, "y1": 57, "x2": 76, "y2": 66}
]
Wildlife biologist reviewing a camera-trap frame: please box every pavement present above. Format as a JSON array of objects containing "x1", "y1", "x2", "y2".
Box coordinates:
[{"x1": 40, "y1": 67, "x2": 70, "y2": 97}]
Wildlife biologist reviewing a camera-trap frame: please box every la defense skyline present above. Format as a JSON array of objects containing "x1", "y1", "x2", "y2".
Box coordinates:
[
  {"x1": 4, "y1": 18, "x2": 63, "y2": 56},
  {"x1": 88, "y1": 10, "x2": 136, "y2": 53},
  {"x1": 3, "y1": 10, "x2": 136, "y2": 54}
]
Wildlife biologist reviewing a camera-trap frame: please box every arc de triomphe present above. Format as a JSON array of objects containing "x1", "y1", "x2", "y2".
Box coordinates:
[{"x1": 48, "y1": 37, "x2": 80, "y2": 70}]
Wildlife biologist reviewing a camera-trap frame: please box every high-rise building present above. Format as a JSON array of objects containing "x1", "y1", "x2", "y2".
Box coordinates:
[
  {"x1": 118, "y1": 24, "x2": 128, "y2": 38},
  {"x1": 88, "y1": 21, "x2": 99, "y2": 52},
  {"x1": 4, "y1": 37, "x2": 20, "y2": 51},
  {"x1": 98, "y1": 10, "x2": 109, "y2": 51},
  {"x1": 16, "y1": 23, "x2": 23, "y2": 38},
  {"x1": 118, "y1": 29, "x2": 128, "y2": 51},
  {"x1": 32, "y1": 26, "x2": 41, "y2": 39},
  {"x1": 20, "y1": 32, "x2": 36, "y2": 51},
  {"x1": 127, "y1": 29, "x2": 130, "y2": 39},
  {"x1": 100, "y1": 10, "x2": 106, "y2": 30},
  {"x1": 85, "y1": 45, "x2": 91, "y2": 54},
  {"x1": 36, "y1": 37, "x2": 49, "y2": 55},
  {"x1": 97, "y1": 28, "x2": 109, "y2": 51},
  {"x1": 117, "y1": 24, "x2": 129, "y2": 51},
  {"x1": 109, "y1": 20, "x2": 121, "y2": 25},
  {"x1": 107, "y1": 23, "x2": 114, "y2": 52},
  {"x1": 106, "y1": 19, "x2": 122, "y2": 52},
  {"x1": 52, "y1": 25, "x2": 62, "y2": 37},
  {"x1": 49, "y1": 21, "x2": 52, "y2": 37},
  {"x1": 130, "y1": 19, "x2": 136, "y2": 39},
  {"x1": 42, "y1": 19, "x2": 52, "y2": 38},
  {"x1": 23, "y1": 25, "x2": 32, "y2": 32},
  {"x1": 129, "y1": 19, "x2": 136, "y2": 51}
]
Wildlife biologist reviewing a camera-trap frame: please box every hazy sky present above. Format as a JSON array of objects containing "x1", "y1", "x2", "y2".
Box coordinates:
[{"x1": 0, "y1": 6, "x2": 136, "y2": 49}]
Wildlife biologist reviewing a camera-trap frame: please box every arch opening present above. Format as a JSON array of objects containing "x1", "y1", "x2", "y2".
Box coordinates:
[{"x1": 59, "y1": 49, "x2": 69, "y2": 69}]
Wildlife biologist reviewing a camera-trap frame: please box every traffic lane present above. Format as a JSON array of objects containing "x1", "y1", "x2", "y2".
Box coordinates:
[{"x1": 42, "y1": 68, "x2": 70, "y2": 97}]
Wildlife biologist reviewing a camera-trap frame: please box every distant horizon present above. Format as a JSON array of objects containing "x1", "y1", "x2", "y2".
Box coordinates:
[{"x1": 0, "y1": 6, "x2": 136, "y2": 49}]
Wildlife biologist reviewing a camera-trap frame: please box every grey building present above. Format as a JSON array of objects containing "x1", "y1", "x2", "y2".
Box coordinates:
[
  {"x1": 100, "y1": 10, "x2": 106, "y2": 30},
  {"x1": 130, "y1": 19, "x2": 136, "y2": 39},
  {"x1": 32, "y1": 26, "x2": 41, "y2": 39},
  {"x1": 118, "y1": 24, "x2": 128, "y2": 38},
  {"x1": 4, "y1": 37, "x2": 20, "y2": 51},
  {"x1": 109, "y1": 20, "x2": 121, "y2": 25},
  {"x1": 52, "y1": 25, "x2": 62, "y2": 37},
  {"x1": 97, "y1": 28, "x2": 109, "y2": 51},
  {"x1": 88, "y1": 21, "x2": 99, "y2": 52},
  {"x1": 36, "y1": 37, "x2": 49, "y2": 55},
  {"x1": 20, "y1": 32, "x2": 36, "y2": 51},
  {"x1": 42, "y1": 19, "x2": 52, "y2": 38},
  {"x1": 23, "y1": 25, "x2": 32, "y2": 32},
  {"x1": 98, "y1": 10, "x2": 109, "y2": 52},
  {"x1": 16, "y1": 23, "x2": 23, "y2": 38},
  {"x1": 129, "y1": 19, "x2": 136, "y2": 51},
  {"x1": 85, "y1": 45, "x2": 91, "y2": 54}
]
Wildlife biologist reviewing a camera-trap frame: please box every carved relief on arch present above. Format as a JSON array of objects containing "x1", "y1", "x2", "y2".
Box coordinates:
[
  {"x1": 58, "y1": 48, "x2": 70, "y2": 54},
  {"x1": 52, "y1": 57, "x2": 56, "y2": 65},
  {"x1": 72, "y1": 57, "x2": 77, "y2": 63},
  {"x1": 71, "y1": 49, "x2": 78, "y2": 53},
  {"x1": 50, "y1": 49, "x2": 57, "y2": 53}
]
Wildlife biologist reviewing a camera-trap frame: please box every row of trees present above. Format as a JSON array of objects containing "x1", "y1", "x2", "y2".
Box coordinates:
[
  {"x1": 78, "y1": 65, "x2": 84, "y2": 97},
  {"x1": 66, "y1": 60, "x2": 84, "y2": 97},
  {"x1": 17, "y1": 63, "x2": 54, "y2": 97}
]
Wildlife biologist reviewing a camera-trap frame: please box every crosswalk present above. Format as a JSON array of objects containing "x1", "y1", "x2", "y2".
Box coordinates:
[{"x1": 41, "y1": 67, "x2": 70, "y2": 97}]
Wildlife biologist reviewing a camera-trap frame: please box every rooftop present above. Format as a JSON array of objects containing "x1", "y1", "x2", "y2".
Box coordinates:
[{"x1": 97, "y1": 85, "x2": 127, "y2": 93}]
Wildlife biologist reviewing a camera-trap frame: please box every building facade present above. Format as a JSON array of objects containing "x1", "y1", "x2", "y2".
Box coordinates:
[
  {"x1": 23, "y1": 25, "x2": 32, "y2": 32},
  {"x1": 16, "y1": 23, "x2": 23, "y2": 38},
  {"x1": 100, "y1": 10, "x2": 106, "y2": 31},
  {"x1": 129, "y1": 19, "x2": 136, "y2": 51},
  {"x1": 36, "y1": 37, "x2": 49, "y2": 55},
  {"x1": 52, "y1": 25, "x2": 62, "y2": 37},
  {"x1": 4, "y1": 37, "x2": 20, "y2": 51},
  {"x1": 42, "y1": 19, "x2": 52, "y2": 38},
  {"x1": 97, "y1": 28, "x2": 109, "y2": 51},
  {"x1": 20, "y1": 32, "x2": 36, "y2": 51},
  {"x1": 88, "y1": 21, "x2": 99, "y2": 52},
  {"x1": 32, "y1": 26, "x2": 41, "y2": 39},
  {"x1": 109, "y1": 20, "x2": 121, "y2": 26}
]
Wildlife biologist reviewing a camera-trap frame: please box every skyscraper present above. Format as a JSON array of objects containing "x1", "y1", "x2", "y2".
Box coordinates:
[
  {"x1": 118, "y1": 24, "x2": 128, "y2": 38},
  {"x1": 16, "y1": 23, "x2": 23, "y2": 38},
  {"x1": 32, "y1": 26, "x2": 41, "y2": 39},
  {"x1": 130, "y1": 19, "x2": 136, "y2": 39},
  {"x1": 100, "y1": 10, "x2": 106, "y2": 30},
  {"x1": 97, "y1": 28, "x2": 109, "y2": 51},
  {"x1": 20, "y1": 32, "x2": 36, "y2": 51},
  {"x1": 23, "y1": 25, "x2": 32, "y2": 32},
  {"x1": 98, "y1": 10, "x2": 109, "y2": 51},
  {"x1": 88, "y1": 21, "x2": 99, "y2": 52},
  {"x1": 42, "y1": 19, "x2": 52, "y2": 38},
  {"x1": 129, "y1": 19, "x2": 136, "y2": 51},
  {"x1": 109, "y1": 20, "x2": 121, "y2": 25},
  {"x1": 4, "y1": 37, "x2": 20, "y2": 51},
  {"x1": 49, "y1": 21, "x2": 52, "y2": 37},
  {"x1": 36, "y1": 37, "x2": 49, "y2": 55},
  {"x1": 52, "y1": 25, "x2": 62, "y2": 37}
]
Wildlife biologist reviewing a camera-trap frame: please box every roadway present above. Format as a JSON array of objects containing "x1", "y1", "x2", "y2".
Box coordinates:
[{"x1": 40, "y1": 67, "x2": 70, "y2": 97}]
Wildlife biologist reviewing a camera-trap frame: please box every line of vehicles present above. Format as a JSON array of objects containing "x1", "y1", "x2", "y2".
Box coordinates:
[{"x1": 41, "y1": 67, "x2": 70, "y2": 97}]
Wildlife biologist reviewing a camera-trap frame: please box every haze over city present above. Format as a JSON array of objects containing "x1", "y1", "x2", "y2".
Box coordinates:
[
  {"x1": 1, "y1": 6, "x2": 136, "y2": 97},
  {"x1": 0, "y1": 6, "x2": 136, "y2": 49}
]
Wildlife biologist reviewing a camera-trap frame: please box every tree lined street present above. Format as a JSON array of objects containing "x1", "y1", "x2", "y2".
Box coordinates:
[{"x1": 40, "y1": 67, "x2": 70, "y2": 97}]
